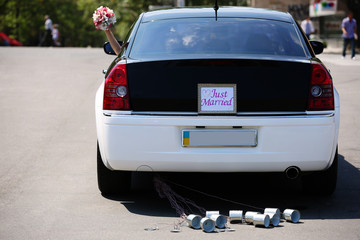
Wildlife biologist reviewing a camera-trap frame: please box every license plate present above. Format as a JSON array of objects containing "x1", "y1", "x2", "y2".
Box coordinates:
[{"x1": 182, "y1": 129, "x2": 257, "y2": 147}]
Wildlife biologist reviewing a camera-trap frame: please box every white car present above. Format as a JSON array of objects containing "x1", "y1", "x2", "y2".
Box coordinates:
[{"x1": 95, "y1": 7, "x2": 340, "y2": 195}]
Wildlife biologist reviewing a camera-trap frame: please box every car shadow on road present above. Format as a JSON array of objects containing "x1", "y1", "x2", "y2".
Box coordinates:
[{"x1": 103, "y1": 154, "x2": 360, "y2": 220}]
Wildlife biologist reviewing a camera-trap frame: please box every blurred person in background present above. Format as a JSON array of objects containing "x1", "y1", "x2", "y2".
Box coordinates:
[
  {"x1": 40, "y1": 15, "x2": 53, "y2": 46},
  {"x1": 301, "y1": 16, "x2": 315, "y2": 40},
  {"x1": 342, "y1": 11, "x2": 357, "y2": 60},
  {"x1": 52, "y1": 24, "x2": 60, "y2": 46}
]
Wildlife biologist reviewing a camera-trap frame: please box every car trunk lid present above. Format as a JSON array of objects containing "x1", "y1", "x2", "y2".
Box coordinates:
[{"x1": 126, "y1": 59, "x2": 311, "y2": 113}]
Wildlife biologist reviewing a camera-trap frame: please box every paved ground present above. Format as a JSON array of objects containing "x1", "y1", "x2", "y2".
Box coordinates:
[{"x1": 0, "y1": 47, "x2": 359, "y2": 240}]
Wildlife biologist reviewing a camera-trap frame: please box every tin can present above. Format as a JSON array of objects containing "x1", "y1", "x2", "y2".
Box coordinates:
[
  {"x1": 283, "y1": 209, "x2": 301, "y2": 223},
  {"x1": 253, "y1": 214, "x2": 270, "y2": 228},
  {"x1": 209, "y1": 214, "x2": 227, "y2": 228},
  {"x1": 264, "y1": 208, "x2": 281, "y2": 215},
  {"x1": 229, "y1": 210, "x2": 243, "y2": 223},
  {"x1": 267, "y1": 213, "x2": 280, "y2": 227},
  {"x1": 200, "y1": 217, "x2": 215, "y2": 233},
  {"x1": 205, "y1": 211, "x2": 220, "y2": 217},
  {"x1": 186, "y1": 214, "x2": 201, "y2": 229},
  {"x1": 244, "y1": 211, "x2": 261, "y2": 224}
]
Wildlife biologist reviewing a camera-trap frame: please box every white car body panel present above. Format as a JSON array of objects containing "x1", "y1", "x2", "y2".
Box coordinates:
[{"x1": 96, "y1": 83, "x2": 340, "y2": 173}]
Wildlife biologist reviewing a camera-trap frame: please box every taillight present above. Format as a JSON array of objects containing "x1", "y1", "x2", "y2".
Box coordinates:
[
  {"x1": 307, "y1": 63, "x2": 334, "y2": 111},
  {"x1": 103, "y1": 64, "x2": 130, "y2": 110}
]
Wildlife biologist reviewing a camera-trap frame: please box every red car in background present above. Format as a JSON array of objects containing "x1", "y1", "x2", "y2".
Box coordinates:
[{"x1": 0, "y1": 32, "x2": 22, "y2": 46}]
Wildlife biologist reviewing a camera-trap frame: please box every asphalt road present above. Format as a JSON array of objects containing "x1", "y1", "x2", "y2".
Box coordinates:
[{"x1": 0, "y1": 47, "x2": 359, "y2": 240}]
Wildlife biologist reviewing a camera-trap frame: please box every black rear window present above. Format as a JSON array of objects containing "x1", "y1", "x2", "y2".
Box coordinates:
[{"x1": 130, "y1": 18, "x2": 306, "y2": 59}]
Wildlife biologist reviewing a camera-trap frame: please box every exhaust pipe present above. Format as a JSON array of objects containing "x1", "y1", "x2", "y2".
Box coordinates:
[{"x1": 285, "y1": 166, "x2": 300, "y2": 179}]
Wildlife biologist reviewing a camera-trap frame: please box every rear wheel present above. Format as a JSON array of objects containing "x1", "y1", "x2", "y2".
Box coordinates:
[
  {"x1": 302, "y1": 147, "x2": 338, "y2": 196},
  {"x1": 97, "y1": 142, "x2": 131, "y2": 195}
]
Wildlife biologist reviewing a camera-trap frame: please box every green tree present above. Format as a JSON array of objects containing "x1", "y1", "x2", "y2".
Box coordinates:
[{"x1": 0, "y1": 0, "x2": 248, "y2": 47}]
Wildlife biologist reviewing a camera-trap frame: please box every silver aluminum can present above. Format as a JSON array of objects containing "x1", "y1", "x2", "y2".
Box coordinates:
[
  {"x1": 200, "y1": 217, "x2": 215, "y2": 233},
  {"x1": 253, "y1": 214, "x2": 270, "y2": 228},
  {"x1": 267, "y1": 213, "x2": 280, "y2": 227},
  {"x1": 283, "y1": 209, "x2": 301, "y2": 223},
  {"x1": 244, "y1": 211, "x2": 261, "y2": 224},
  {"x1": 229, "y1": 210, "x2": 243, "y2": 223},
  {"x1": 264, "y1": 208, "x2": 281, "y2": 215},
  {"x1": 205, "y1": 211, "x2": 220, "y2": 218},
  {"x1": 186, "y1": 214, "x2": 201, "y2": 229},
  {"x1": 209, "y1": 214, "x2": 227, "y2": 228}
]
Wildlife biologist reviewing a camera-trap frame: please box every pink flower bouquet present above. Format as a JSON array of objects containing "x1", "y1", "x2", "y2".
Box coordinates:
[{"x1": 93, "y1": 6, "x2": 116, "y2": 30}]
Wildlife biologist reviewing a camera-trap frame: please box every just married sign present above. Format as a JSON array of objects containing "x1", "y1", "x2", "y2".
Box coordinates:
[{"x1": 198, "y1": 84, "x2": 237, "y2": 114}]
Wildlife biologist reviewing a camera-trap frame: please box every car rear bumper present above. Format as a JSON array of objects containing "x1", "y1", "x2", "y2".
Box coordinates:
[{"x1": 96, "y1": 111, "x2": 339, "y2": 173}]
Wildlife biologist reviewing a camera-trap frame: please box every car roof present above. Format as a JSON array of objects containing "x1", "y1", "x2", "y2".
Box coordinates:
[{"x1": 141, "y1": 7, "x2": 293, "y2": 23}]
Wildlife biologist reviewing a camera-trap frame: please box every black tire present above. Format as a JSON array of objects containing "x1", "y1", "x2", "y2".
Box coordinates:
[
  {"x1": 97, "y1": 142, "x2": 131, "y2": 195},
  {"x1": 302, "y1": 147, "x2": 338, "y2": 196}
]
